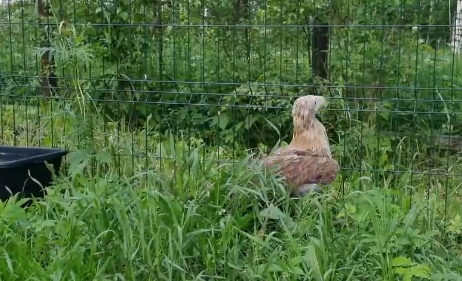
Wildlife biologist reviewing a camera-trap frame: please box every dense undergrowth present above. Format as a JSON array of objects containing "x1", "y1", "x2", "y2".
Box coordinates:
[
  {"x1": 0, "y1": 0, "x2": 461, "y2": 148},
  {"x1": 2, "y1": 150, "x2": 462, "y2": 280},
  {"x1": 0, "y1": 104, "x2": 462, "y2": 280},
  {"x1": 1, "y1": 0, "x2": 462, "y2": 279}
]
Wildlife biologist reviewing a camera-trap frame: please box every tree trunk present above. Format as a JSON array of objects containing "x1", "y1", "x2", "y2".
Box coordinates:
[{"x1": 451, "y1": 0, "x2": 462, "y2": 53}]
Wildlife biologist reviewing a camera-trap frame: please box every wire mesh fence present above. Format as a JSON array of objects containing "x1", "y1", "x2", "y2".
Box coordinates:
[
  {"x1": 0, "y1": 0, "x2": 461, "y2": 209},
  {"x1": 4, "y1": 0, "x2": 462, "y2": 278}
]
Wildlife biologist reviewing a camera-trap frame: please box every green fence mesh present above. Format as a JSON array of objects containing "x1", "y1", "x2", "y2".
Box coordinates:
[
  {"x1": 1, "y1": 1, "x2": 461, "y2": 193},
  {"x1": 1, "y1": 0, "x2": 462, "y2": 276}
]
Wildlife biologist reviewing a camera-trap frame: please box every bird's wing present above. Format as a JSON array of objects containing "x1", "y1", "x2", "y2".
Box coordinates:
[
  {"x1": 262, "y1": 151, "x2": 340, "y2": 187},
  {"x1": 270, "y1": 147, "x2": 311, "y2": 157}
]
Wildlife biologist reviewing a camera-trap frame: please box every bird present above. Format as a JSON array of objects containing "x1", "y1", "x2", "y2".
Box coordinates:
[{"x1": 262, "y1": 95, "x2": 340, "y2": 198}]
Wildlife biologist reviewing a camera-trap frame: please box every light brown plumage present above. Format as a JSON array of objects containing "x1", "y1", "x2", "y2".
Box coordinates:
[{"x1": 262, "y1": 95, "x2": 340, "y2": 197}]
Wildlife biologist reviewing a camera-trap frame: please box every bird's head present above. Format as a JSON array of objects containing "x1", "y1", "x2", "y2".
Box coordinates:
[
  {"x1": 289, "y1": 95, "x2": 331, "y2": 155},
  {"x1": 291, "y1": 95, "x2": 327, "y2": 130},
  {"x1": 292, "y1": 95, "x2": 327, "y2": 120}
]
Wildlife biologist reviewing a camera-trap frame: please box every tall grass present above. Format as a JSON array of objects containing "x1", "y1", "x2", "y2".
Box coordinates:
[{"x1": 0, "y1": 102, "x2": 462, "y2": 280}]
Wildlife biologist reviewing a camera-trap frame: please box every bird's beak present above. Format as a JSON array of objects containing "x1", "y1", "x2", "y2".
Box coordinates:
[
  {"x1": 315, "y1": 103, "x2": 327, "y2": 115},
  {"x1": 315, "y1": 98, "x2": 328, "y2": 111}
]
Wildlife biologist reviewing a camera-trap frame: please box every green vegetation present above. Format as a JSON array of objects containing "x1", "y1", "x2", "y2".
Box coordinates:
[
  {"x1": 1, "y1": 0, "x2": 462, "y2": 279},
  {"x1": 1, "y1": 106, "x2": 462, "y2": 280}
]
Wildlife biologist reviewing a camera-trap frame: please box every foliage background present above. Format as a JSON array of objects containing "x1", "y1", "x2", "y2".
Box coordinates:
[
  {"x1": 1, "y1": 0, "x2": 462, "y2": 196},
  {"x1": 1, "y1": 0, "x2": 462, "y2": 279},
  {"x1": 0, "y1": 0, "x2": 459, "y2": 142}
]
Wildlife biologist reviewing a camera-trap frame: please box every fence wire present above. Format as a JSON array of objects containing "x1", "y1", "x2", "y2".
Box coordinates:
[{"x1": 0, "y1": 0, "x2": 461, "y2": 213}]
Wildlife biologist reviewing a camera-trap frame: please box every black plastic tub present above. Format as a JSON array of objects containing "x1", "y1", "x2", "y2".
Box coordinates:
[{"x1": 0, "y1": 145, "x2": 68, "y2": 204}]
